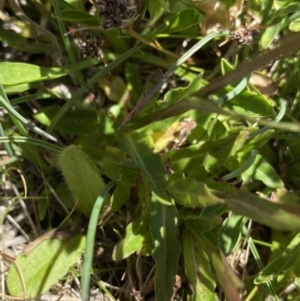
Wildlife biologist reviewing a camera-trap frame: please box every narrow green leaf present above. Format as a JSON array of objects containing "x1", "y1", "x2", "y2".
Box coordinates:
[
  {"x1": 0, "y1": 30, "x2": 52, "y2": 54},
  {"x1": 158, "y1": 9, "x2": 201, "y2": 33},
  {"x1": 81, "y1": 181, "x2": 116, "y2": 301},
  {"x1": 0, "y1": 137, "x2": 62, "y2": 152},
  {"x1": 48, "y1": 44, "x2": 140, "y2": 133},
  {"x1": 118, "y1": 131, "x2": 170, "y2": 201},
  {"x1": 150, "y1": 197, "x2": 180, "y2": 301},
  {"x1": 210, "y1": 251, "x2": 242, "y2": 301},
  {"x1": 0, "y1": 86, "x2": 57, "y2": 142},
  {"x1": 225, "y1": 190, "x2": 300, "y2": 230}
]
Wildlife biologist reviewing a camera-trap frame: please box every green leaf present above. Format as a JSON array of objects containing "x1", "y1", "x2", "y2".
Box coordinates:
[
  {"x1": 241, "y1": 153, "x2": 284, "y2": 188},
  {"x1": 288, "y1": 162, "x2": 300, "y2": 185},
  {"x1": 34, "y1": 107, "x2": 99, "y2": 135},
  {"x1": 206, "y1": 118, "x2": 226, "y2": 140},
  {"x1": 169, "y1": 131, "x2": 248, "y2": 173},
  {"x1": 125, "y1": 62, "x2": 143, "y2": 102},
  {"x1": 146, "y1": 0, "x2": 162, "y2": 19},
  {"x1": 7, "y1": 233, "x2": 86, "y2": 298},
  {"x1": 150, "y1": 197, "x2": 180, "y2": 301},
  {"x1": 222, "y1": 90, "x2": 274, "y2": 117},
  {"x1": 0, "y1": 30, "x2": 52, "y2": 54},
  {"x1": 210, "y1": 250, "x2": 242, "y2": 301},
  {"x1": 167, "y1": 176, "x2": 221, "y2": 207},
  {"x1": 0, "y1": 62, "x2": 68, "y2": 85},
  {"x1": 118, "y1": 131, "x2": 170, "y2": 201},
  {"x1": 255, "y1": 233, "x2": 300, "y2": 284},
  {"x1": 180, "y1": 212, "x2": 221, "y2": 233},
  {"x1": 112, "y1": 221, "x2": 151, "y2": 260},
  {"x1": 163, "y1": 73, "x2": 204, "y2": 105},
  {"x1": 59, "y1": 145, "x2": 105, "y2": 217},
  {"x1": 186, "y1": 224, "x2": 242, "y2": 301},
  {"x1": 183, "y1": 228, "x2": 217, "y2": 301},
  {"x1": 110, "y1": 182, "x2": 131, "y2": 213},
  {"x1": 260, "y1": 23, "x2": 281, "y2": 49},
  {"x1": 102, "y1": 157, "x2": 140, "y2": 186},
  {"x1": 157, "y1": 9, "x2": 201, "y2": 33},
  {"x1": 59, "y1": 9, "x2": 99, "y2": 25},
  {"x1": 289, "y1": 18, "x2": 300, "y2": 32},
  {"x1": 225, "y1": 190, "x2": 300, "y2": 231},
  {"x1": 219, "y1": 214, "x2": 244, "y2": 256}
]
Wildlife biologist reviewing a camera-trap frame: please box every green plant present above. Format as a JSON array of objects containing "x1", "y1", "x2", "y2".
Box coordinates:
[{"x1": 2, "y1": 0, "x2": 300, "y2": 300}]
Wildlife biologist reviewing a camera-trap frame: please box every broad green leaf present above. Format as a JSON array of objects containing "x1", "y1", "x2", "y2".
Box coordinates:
[
  {"x1": 34, "y1": 107, "x2": 99, "y2": 135},
  {"x1": 102, "y1": 157, "x2": 140, "y2": 186},
  {"x1": 146, "y1": 0, "x2": 162, "y2": 19},
  {"x1": 150, "y1": 197, "x2": 180, "y2": 301},
  {"x1": 255, "y1": 233, "x2": 300, "y2": 284},
  {"x1": 59, "y1": 145, "x2": 105, "y2": 217},
  {"x1": 179, "y1": 212, "x2": 221, "y2": 233},
  {"x1": 289, "y1": 18, "x2": 300, "y2": 32},
  {"x1": 59, "y1": 10, "x2": 99, "y2": 25},
  {"x1": 188, "y1": 164, "x2": 207, "y2": 182},
  {"x1": 186, "y1": 224, "x2": 242, "y2": 301},
  {"x1": 241, "y1": 153, "x2": 284, "y2": 188},
  {"x1": 219, "y1": 214, "x2": 244, "y2": 256},
  {"x1": 260, "y1": 23, "x2": 281, "y2": 49},
  {"x1": 169, "y1": 132, "x2": 248, "y2": 173},
  {"x1": 157, "y1": 0, "x2": 170, "y2": 12},
  {"x1": 222, "y1": 90, "x2": 274, "y2": 117},
  {"x1": 0, "y1": 30, "x2": 52, "y2": 54},
  {"x1": 167, "y1": 177, "x2": 221, "y2": 207},
  {"x1": 7, "y1": 233, "x2": 86, "y2": 298},
  {"x1": 157, "y1": 9, "x2": 201, "y2": 33},
  {"x1": 239, "y1": 129, "x2": 274, "y2": 153},
  {"x1": 112, "y1": 221, "x2": 151, "y2": 260},
  {"x1": 163, "y1": 74, "x2": 204, "y2": 105},
  {"x1": 206, "y1": 118, "x2": 226, "y2": 140},
  {"x1": 183, "y1": 229, "x2": 217, "y2": 301},
  {"x1": 110, "y1": 182, "x2": 131, "y2": 213},
  {"x1": 225, "y1": 190, "x2": 300, "y2": 230},
  {"x1": 4, "y1": 83, "x2": 40, "y2": 94},
  {"x1": 0, "y1": 62, "x2": 68, "y2": 85},
  {"x1": 118, "y1": 131, "x2": 170, "y2": 201}
]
